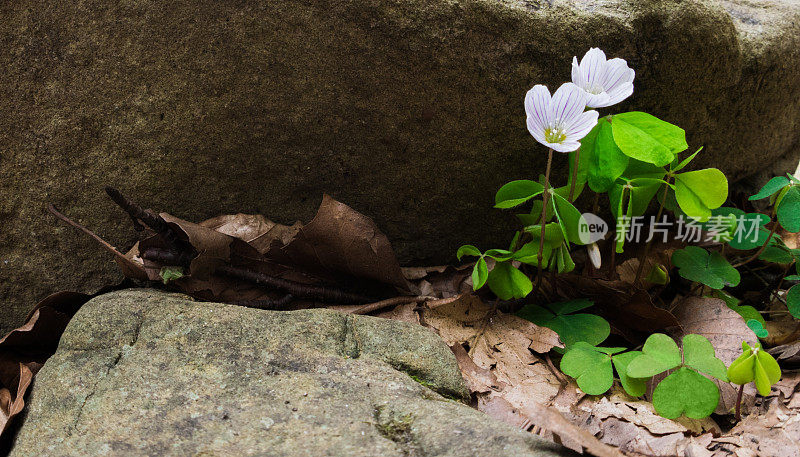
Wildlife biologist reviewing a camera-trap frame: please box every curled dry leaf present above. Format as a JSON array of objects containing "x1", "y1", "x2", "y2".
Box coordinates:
[
  {"x1": 0, "y1": 291, "x2": 90, "y2": 435},
  {"x1": 672, "y1": 296, "x2": 759, "y2": 415},
  {"x1": 267, "y1": 195, "x2": 416, "y2": 294}
]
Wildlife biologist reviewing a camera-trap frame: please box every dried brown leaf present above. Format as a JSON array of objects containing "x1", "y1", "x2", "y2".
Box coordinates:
[
  {"x1": 269, "y1": 195, "x2": 416, "y2": 293},
  {"x1": 0, "y1": 291, "x2": 90, "y2": 437}
]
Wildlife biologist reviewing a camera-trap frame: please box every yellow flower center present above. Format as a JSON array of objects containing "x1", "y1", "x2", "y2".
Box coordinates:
[{"x1": 544, "y1": 127, "x2": 567, "y2": 143}]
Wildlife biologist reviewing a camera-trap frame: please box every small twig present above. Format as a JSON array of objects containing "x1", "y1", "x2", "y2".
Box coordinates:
[
  {"x1": 105, "y1": 186, "x2": 195, "y2": 263},
  {"x1": 215, "y1": 265, "x2": 375, "y2": 305},
  {"x1": 545, "y1": 352, "x2": 567, "y2": 385},
  {"x1": 48, "y1": 204, "x2": 130, "y2": 263},
  {"x1": 349, "y1": 295, "x2": 432, "y2": 315}
]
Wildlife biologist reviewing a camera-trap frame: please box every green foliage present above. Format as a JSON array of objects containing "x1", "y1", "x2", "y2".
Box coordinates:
[
  {"x1": 652, "y1": 367, "x2": 720, "y2": 419},
  {"x1": 777, "y1": 186, "x2": 800, "y2": 232},
  {"x1": 486, "y1": 261, "x2": 532, "y2": 300},
  {"x1": 495, "y1": 180, "x2": 544, "y2": 209},
  {"x1": 747, "y1": 319, "x2": 769, "y2": 339},
  {"x1": 159, "y1": 266, "x2": 184, "y2": 284},
  {"x1": 727, "y1": 341, "x2": 781, "y2": 396},
  {"x1": 611, "y1": 112, "x2": 688, "y2": 166},
  {"x1": 672, "y1": 246, "x2": 741, "y2": 289},
  {"x1": 672, "y1": 246, "x2": 740, "y2": 289},
  {"x1": 560, "y1": 343, "x2": 618, "y2": 395},
  {"x1": 516, "y1": 299, "x2": 610, "y2": 348},
  {"x1": 787, "y1": 284, "x2": 800, "y2": 319},
  {"x1": 626, "y1": 334, "x2": 728, "y2": 419},
  {"x1": 626, "y1": 333, "x2": 681, "y2": 378},
  {"x1": 580, "y1": 118, "x2": 629, "y2": 192},
  {"x1": 673, "y1": 168, "x2": 728, "y2": 222},
  {"x1": 612, "y1": 351, "x2": 647, "y2": 397},
  {"x1": 749, "y1": 176, "x2": 790, "y2": 201}
]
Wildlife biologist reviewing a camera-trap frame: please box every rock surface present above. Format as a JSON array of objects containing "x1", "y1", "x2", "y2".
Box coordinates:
[
  {"x1": 2, "y1": 0, "x2": 800, "y2": 333},
  {"x1": 9, "y1": 289, "x2": 572, "y2": 456}
]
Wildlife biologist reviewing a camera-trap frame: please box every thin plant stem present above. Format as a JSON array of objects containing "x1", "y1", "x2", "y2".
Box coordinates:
[
  {"x1": 733, "y1": 208, "x2": 778, "y2": 268},
  {"x1": 735, "y1": 384, "x2": 744, "y2": 421},
  {"x1": 568, "y1": 148, "x2": 580, "y2": 203},
  {"x1": 535, "y1": 149, "x2": 555, "y2": 296},
  {"x1": 633, "y1": 180, "x2": 671, "y2": 286}
]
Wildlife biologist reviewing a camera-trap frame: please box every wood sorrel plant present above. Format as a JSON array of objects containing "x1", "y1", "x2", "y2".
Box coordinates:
[{"x1": 458, "y1": 48, "x2": 792, "y2": 420}]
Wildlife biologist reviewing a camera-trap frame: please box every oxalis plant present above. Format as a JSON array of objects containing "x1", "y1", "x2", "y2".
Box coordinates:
[{"x1": 458, "y1": 48, "x2": 795, "y2": 420}]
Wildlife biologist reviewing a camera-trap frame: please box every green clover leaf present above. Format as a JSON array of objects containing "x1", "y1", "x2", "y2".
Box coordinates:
[
  {"x1": 673, "y1": 169, "x2": 728, "y2": 222},
  {"x1": 611, "y1": 351, "x2": 647, "y2": 397},
  {"x1": 746, "y1": 319, "x2": 769, "y2": 339},
  {"x1": 580, "y1": 117, "x2": 629, "y2": 192},
  {"x1": 611, "y1": 112, "x2": 688, "y2": 166},
  {"x1": 682, "y1": 334, "x2": 728, "y2": 381},
  {"x1": 456, "y1": 245, "x2": 481, "y2": 260},
  {"x1": 652, "y1": 367, "x2": 720, "y2": 419},
  {"x1": 749, "y1": 176, "x2": 790, "y2": 201},
  {"x1": 495, "y1": 180, "x2": 544, "y2": 209},
  {"x1": 472, "y1": 257, "x2": 488, "y2": 290},
  {"x1": 626, "y1": 333, "x2": 681, "y2": 378},
  {"x1": 516, "y1": 299, "x2": 610, "y2": 348},
  {"x1": 727, "y1": 342, "x2": 781, "y2": 396},
  {"x1": 777, "y1": 186, "x2": 800, "y2": 233},
  {"x1": 672, "y1": 246, "x2": 740, "y2": 289},
  {"x1": 787, "y1": 284, "x2": 800, "y2": 319},
  {"x1": 159, "y1": 266, "x2": 184, "y2": 285},
  {"x1": 560, "y1": 342, "x2": 616, "y2": 395},
  {"x1": 486, "y1": 261, "x2": 532, "y2": 300}
]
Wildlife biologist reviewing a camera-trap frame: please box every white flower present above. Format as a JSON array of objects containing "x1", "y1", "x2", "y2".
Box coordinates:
[
  {"x1": 525, "y1": 82, "x2": 598, "y2": 153},
  {"x1": 571, "y1": 48, "x2": 635, "y2": 108}
]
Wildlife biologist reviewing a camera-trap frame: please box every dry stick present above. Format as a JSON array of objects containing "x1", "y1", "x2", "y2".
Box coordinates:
[
  {"x1": 48, "y1": 204, "x2": 131, "y2": 263},
  {"x1": 104, "y1": 186, "x2": 195, "y2": 265},
  {"x1": 348, "y1": 295, "x2": 432, "y2": 315},
  {"x1": 535, "y1": 149, "x2": 555, "y2": 297},
  {"x1": 632, "y1": 180, "x2": 671, "y2": 287},
  {"x1": 215, "y1": 265, "x2": 374, "y2": 305}
]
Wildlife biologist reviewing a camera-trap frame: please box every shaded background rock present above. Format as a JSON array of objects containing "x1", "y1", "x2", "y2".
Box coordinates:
[
  {"x1": 8, "y1": 289, "x2": 572, "y2": 456},
  {"x1": 1, "y1": 0, "x2": 799, "y2": 333}
]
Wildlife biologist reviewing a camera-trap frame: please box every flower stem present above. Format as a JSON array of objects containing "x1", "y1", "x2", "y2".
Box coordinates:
[
  {"x1": 633, "y1": 179, "x2": 671, "y2": 286},
  {"x1": 735, "y1": 383, "x2": 744, "y2": 421},
  {"x1": 568, "y1": 148, "x2": 580, "y2": 203},
  {"x1": 535, "y1": 149, "x2": 554, "y2": 296},
  {"x1": 733, "y1": 208, "x2": 778, "y2": 268}
]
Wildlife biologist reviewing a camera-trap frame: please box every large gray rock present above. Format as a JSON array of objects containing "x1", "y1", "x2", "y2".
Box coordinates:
[
  {"x1": 2, "y1": 0, "x2": 800, "y2": 333},
  {"x1": 9, "y1": 289, "x2": 572, "y2": 456}
]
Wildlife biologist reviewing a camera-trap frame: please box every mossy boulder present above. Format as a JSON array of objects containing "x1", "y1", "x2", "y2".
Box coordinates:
[
  {"x1": 1, "y1": 0, "x2": 799, "y2": 333},
  {"x1": 8, "y1": 289, "x2": 572, "y2": 456}
]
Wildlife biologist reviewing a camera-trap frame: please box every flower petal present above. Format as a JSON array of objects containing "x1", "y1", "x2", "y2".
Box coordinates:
[
  {"x1": 525, "y1": 85, "x2": 551, "y2": 130},
  {"x1": 602, "y1": 58, "x2": 635, "y2": 91},
  {"x1": 579, "y1": 48, "x2": 607, "y2": 88},
  {"x1": 571, "y1": 56, "x2": 586, "y2": 88},
  {"x1": 550, "y1": 140, "x2": 581, "y2": 153},
  {"x1": 565, "y1": 110, "x2": 599, "y2": 142},
  {"x1": 603, "y1": 81, "x2": 634, "y2": 107},
  {"x1": 526, "y1": 116, "x2": 549, "y2": 146},
  {"x1": 550, "y1": 82, "x2": 588, "y2": 125},
  {"x1": 585, "y1": 92, "x2": 612, "y2": 109}
]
